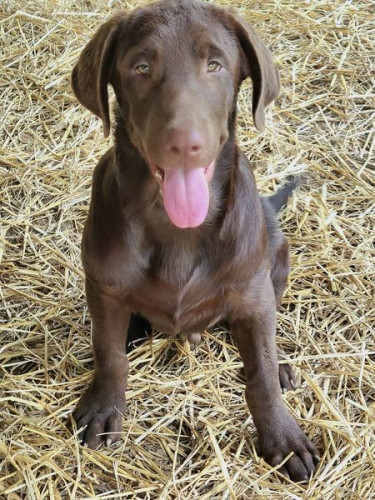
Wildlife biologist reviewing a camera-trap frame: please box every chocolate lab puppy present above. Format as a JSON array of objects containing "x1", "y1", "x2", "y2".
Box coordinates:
[{"x1": 71, "y1": 0, "x2": 319, "y2": 481}]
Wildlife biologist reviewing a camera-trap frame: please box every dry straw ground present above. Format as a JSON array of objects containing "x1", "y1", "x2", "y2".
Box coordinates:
[{"x1": 1, "y1": 0, "x2": 374, "y2": 498}]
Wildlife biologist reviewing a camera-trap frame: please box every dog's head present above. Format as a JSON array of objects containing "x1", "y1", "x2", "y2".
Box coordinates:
[{"x1": 72, "y1": 0, "x2": 279, "y2": 228}]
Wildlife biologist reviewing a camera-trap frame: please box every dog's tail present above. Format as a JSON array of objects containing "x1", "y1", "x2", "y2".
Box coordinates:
[{"x1": 267, "y1": 177, "x2": 299, "y2": 213}]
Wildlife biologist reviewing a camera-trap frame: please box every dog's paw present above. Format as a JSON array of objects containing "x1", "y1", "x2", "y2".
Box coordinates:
[
  {"x1": 278, "y1": 362, "x2": 297, "y2": 392},
  {"x1": 259, "y1": 415, "x2": 319, "y2": 482},
  {"x1": 73, "y1": 385, "x2": 125, "y2": 449},
  {"x1": 277, "y1": 348, "x2": 297, "y2": 392}
]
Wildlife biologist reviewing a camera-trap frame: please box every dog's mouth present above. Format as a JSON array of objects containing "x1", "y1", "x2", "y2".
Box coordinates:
[{"x1": 149, "y1": 161, "x2": 215, "y2": 229}]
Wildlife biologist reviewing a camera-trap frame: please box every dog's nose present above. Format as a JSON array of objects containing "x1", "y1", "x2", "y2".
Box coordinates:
[{"x1": 165, "y1": 128, "x2": 203, "y2": 160}]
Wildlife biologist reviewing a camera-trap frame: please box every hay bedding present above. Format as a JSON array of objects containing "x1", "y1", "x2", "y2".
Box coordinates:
[{"x1": 1, "y1": 0, "x2": 374, "y2": 497}]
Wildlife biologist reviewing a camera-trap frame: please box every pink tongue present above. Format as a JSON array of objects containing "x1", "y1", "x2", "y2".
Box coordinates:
[{"x1": 162, "y1": 167, "x2": 209, "y2": 228}]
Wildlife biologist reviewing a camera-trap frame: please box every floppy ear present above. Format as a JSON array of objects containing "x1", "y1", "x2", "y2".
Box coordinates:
[
  {"x1": 71, "y1": 15, "x2": 124, "y2": 137},
  {"x1": 231, "y1": 13, "x2": 280, "y2": 131}
]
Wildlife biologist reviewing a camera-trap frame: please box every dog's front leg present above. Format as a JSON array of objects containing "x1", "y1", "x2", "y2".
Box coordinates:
[
  {"x1": 230, "y1": 277, "x2": 319, "y2": 481},
  {"x1": 73, "y1": 278, "x2": 130, "y2": 448}
]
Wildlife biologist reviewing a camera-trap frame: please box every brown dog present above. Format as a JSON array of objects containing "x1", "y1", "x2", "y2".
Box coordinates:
[{"x1": 72, "y1": 0, "x2": 319, "y2": 481}]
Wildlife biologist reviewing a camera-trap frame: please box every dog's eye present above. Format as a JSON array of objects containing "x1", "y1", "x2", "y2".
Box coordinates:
[
  {"x1": 207, "y1": 60, "x2": 221, "y2": 72},
  {"x1": 135, "y1": 64, "x2": 150, "y2": 76}
]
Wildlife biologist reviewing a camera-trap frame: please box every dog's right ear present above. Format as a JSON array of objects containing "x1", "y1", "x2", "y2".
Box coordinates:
[
  {"x1": 71, "y1": 15, "x2": 125, "y2": 137},
  {"x1": 231, "y1": 13, "x2": 280, "y2": 132}
]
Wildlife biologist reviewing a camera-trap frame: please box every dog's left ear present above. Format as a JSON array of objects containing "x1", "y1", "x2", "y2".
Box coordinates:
[
  {"x1": 71, "y1": 14, "x2": 126, "y2": 137},
  {"x1": 230, "y1": 12, "x2": 280, "y2": 131}
]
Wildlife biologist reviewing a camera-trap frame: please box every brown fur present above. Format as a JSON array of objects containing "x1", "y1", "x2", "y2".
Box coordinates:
[{"x1": 71, "y1": 0, "x2": 318, "y2": 481}]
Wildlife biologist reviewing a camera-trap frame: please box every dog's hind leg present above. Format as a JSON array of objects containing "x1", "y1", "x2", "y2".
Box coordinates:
[{"x1": 271, "y1": 236, "x2": 297, "y2": 391}]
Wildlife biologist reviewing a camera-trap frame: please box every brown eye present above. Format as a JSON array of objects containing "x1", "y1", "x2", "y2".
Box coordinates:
[
  {"x1": 207, "y1": 60, "x2": 221, "y2": 72},
  {"x1": 135, "y1": 64, "x2": 150, "y2": 76}
]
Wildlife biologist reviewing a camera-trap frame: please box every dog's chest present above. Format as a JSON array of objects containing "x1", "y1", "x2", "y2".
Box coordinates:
[{"x1": 128, "y1": 247, "x2": 225, "y2": 334}]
